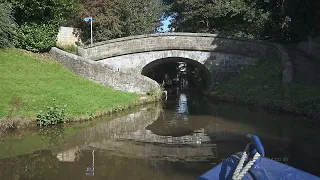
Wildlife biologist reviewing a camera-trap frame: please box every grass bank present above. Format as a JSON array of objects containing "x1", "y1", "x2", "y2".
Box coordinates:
[
  {"x1": 0, "y1": 49, "x2": 144, "y2": 126},
  {"x1": 211, "y1": 58, "x2": 320, "y2": 118}
]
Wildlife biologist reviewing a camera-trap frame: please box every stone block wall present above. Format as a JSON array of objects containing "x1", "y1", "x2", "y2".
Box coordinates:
[
  {"x1": 207, "y1": 53, "x2": 257, "y2": 85},
  {"x1": 78, "y1": 33, "x2": 278, "y2": 61},
  {"x1": 49, "y1": 47, "x2": 160, "y2": 94},
  {"x1": 57, "y1": 27, "x2": 81, "y2": 46}
]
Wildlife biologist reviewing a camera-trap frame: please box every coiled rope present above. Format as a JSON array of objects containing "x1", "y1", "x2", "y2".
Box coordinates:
[{"x1": 232, "y1": 144, "x2": 261, "y2": 180}]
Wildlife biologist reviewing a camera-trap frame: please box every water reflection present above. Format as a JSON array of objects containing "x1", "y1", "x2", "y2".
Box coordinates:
[
  {"x1": 85, "y1": 150, "x2": 95, "y2": 177},
  {"x1": 39, "y1": 126, "x2": 66, "y2": 147},
  {"x1": 0, "y1": 93, "x2": 319, "y2": 179},
  {"x1": 177, "y1": 92, "x2": 188, "y2": 115}
]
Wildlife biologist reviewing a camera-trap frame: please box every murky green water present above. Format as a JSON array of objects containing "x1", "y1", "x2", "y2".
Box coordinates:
[{"x1": 0, "y1": 93, "x2": 319, "y2": 179}]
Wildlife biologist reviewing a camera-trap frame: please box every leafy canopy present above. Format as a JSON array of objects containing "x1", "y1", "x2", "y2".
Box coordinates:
[
  {"x1": 163, "y1": 0, "x2": 320, "y2": 38},
  {"x1": 163, "y1": 0, "x2": 270, "y2": 37},
  {"x1": 71, "y1": 0, "x2": 165, "y2": 43},
  {"x1": 4, "y1": 0, "x2": 79, "y2": 25}
]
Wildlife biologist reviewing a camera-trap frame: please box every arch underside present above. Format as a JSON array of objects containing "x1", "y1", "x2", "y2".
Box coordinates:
[{"x1": 141, "y1": 57, "x2": 213, "y2": 92}]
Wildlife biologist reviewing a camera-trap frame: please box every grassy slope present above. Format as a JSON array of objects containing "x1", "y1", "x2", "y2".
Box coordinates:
[
  {"x1": 212, "y1": 58, "x2": 320, "y2": 116},
  {"x1": 0, "y1": 49, "x2": 137, "y2": 119}
]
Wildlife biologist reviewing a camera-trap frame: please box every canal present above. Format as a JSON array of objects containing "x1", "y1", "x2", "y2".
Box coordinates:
[{"x1": 0, "y1": 92, "x2": 319, "y2": 179}]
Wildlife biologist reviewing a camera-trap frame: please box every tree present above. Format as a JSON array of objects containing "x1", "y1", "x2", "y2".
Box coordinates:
[
  {"x1": 0, "y1": 3, "x2": 17, "y2": 48},
  {"x1": 164, "y1": 0, "x2": 320, "y2": 39},
  {"x1": 4, "y1": 0, "x2": 80, "y2": 52},
  {"x1": 4, "y1": 0, "x2": 79, "y2": 25},
  {"x1": 163, "y1": 0, "x2": 271, "y2": 38},
  {"x1": 71, "y1": 0, "x2": 165, "y2": 44},
  {"x1": 117, "y1": 0, "x2": 165, "y2": 36},
  {"x1": 285, "y1": 0, "x2": 320, "y2": 37}
]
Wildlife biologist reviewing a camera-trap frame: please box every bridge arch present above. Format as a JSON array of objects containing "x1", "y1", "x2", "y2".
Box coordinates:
[{"x1": 141, "y1": 57, "x2": 213, "y2": 91}]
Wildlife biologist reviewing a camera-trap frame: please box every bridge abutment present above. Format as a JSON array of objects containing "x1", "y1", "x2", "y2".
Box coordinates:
[{"x1": 49, "y1": 47, "x2": 161, "y2": 95}]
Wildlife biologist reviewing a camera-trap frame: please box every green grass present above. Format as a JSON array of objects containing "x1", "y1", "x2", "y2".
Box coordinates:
[
  {"x1": 0, "y1": 49, "x2": 138, "y2": 120},
  {"x1": 212, "y1": 58, "x2": 320, "y2": 116}
]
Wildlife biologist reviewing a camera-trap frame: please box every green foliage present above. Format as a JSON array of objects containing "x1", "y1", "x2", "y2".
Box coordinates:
[
  {"x1": 164, "y1": 0, "x2": 320, "y2": 38},
  {"x1": 15, "y1": 23, "x2": 59, "y2": 52},
  {"x1": 4, "y1": 0, "x2": 79, "y2": 25},
  {"x1": 37, "y1": 100, "x2": 67, "y2": 126},
  {"x1": 5, "y1": 0, "x2": 80, "y2": 52},
  {"x1": 163, "y1": 0, "x2": 270, "y2": 37},
  {"x1": 117, "y1": 0, "x2": 165, "y2": 36},
  {"x1": 212, "y1": 58, "x2": 320, "y2": 116},
  {"x1": 71, "y1": 0, "x2": 165, "y2": 43},
  {"x1": 0, "y1": 3, "x2": 17, "y2": 48}
]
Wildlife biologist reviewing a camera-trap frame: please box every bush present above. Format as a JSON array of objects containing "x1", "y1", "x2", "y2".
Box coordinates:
[
  {"x1": 0, "y1": 3, "x2": 17, "y2": 48},
  {"x1": 37, "y1": 100, "x2": 67, "y2": 126},
  {"x1": 16, "y1": 23, "x2": 59, "y2": 52}
]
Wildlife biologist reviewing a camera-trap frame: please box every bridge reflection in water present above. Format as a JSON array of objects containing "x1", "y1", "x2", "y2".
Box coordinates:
[
  {"x1": 55, "y1": 94, "x2": 216, "y2": 163},
  {"x1": 0, "y1": 92, "x2": 319, "y2": 180},
  {"x1": 53, "y1": 92, "x2": 290, "y2": 166}
]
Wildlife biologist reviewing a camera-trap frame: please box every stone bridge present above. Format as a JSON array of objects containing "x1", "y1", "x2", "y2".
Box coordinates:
[{"x1": 50, "y1": 33, "x2": 290, "y2": 94}]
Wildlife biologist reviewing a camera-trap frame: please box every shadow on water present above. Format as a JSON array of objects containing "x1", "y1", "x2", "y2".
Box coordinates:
[{"x1": 0, "y1": 92, "x2": 319, "y2": 179}]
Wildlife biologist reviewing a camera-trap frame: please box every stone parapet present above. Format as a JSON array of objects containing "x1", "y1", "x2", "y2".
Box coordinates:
[{"x1": 78, "y1": 33, "x2": 277, "y2": 61}]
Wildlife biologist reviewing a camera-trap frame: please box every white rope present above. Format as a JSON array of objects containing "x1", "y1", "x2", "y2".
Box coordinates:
[
  {"x1": 232, "y1": 144, "x2": 250, "y2": 179},
  {"x1": 232, "y1": 144, "x2": 261, "y2": 180}
]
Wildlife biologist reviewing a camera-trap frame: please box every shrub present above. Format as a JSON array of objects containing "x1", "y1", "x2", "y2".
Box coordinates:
[
  {"x1": 37, "y1": 100, "x2": 67, "y2": 126},
  {"x1": 0, "y1": 3, "x2": 17, "y2": 48},
  {"x1": 15, "y1": 22, "x2": 59, "y2": 52}
]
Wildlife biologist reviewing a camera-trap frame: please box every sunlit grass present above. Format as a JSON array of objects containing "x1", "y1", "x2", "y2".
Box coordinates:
[{"x1": 0, "y1": 49, "x2": 137, "y2": 119}]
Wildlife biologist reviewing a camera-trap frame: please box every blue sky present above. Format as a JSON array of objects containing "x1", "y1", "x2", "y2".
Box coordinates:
[{"x1": 159, "y1": 16, "x2": 173, "y2": 32}]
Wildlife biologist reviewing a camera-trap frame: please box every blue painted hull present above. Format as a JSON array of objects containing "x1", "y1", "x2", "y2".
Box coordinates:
[{"x1": 198, "y1": 152, "x2": 320, "y2": 180}]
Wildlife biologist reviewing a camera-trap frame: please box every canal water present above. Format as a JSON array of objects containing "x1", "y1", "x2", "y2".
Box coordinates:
[{"x1": 0, "y1": 92, "x2": 319, "y2": 179}]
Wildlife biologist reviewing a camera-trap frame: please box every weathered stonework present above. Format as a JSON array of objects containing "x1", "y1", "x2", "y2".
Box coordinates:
[
  {"x1": 77, "y1": 33, "x2": 292, "y2": 88},
  {"x1": 49, "y1": 47, "x2": 160, "y2": 94},
  {"x1": 99, "y1": 50, "x2": 257, "y2": 89}
]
